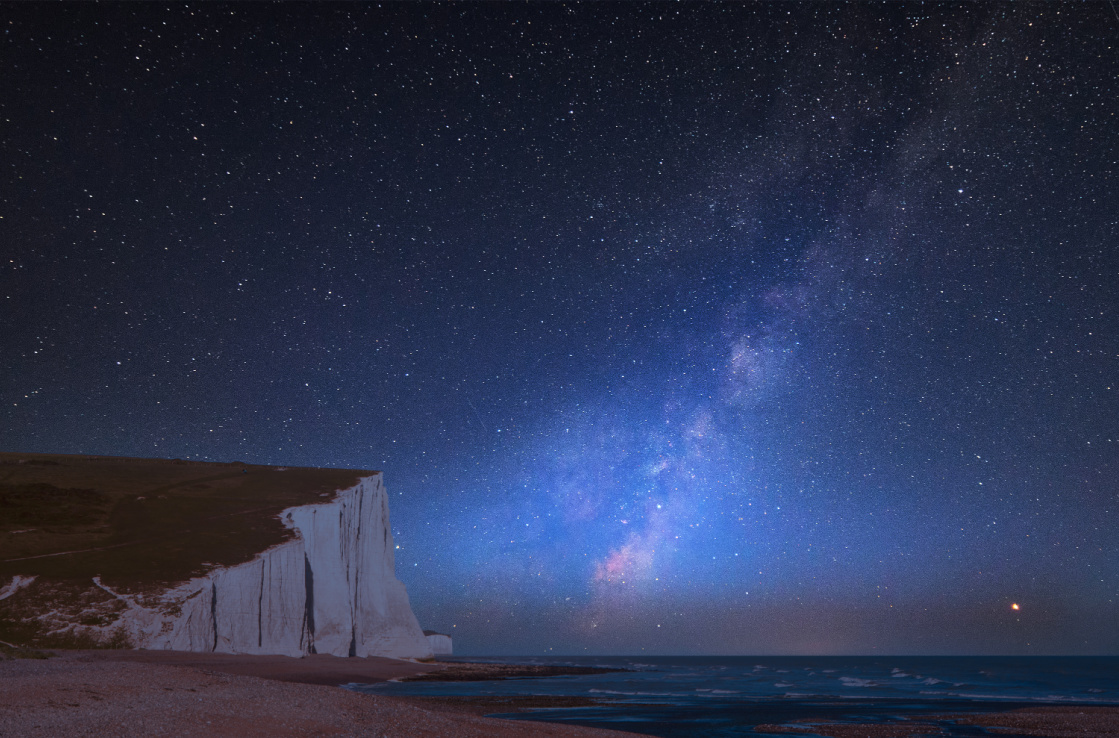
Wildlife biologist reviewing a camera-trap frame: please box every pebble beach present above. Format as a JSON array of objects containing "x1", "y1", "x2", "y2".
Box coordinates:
[
  {"x1": 0, "y1": 651, "x2": 636, "y2": 737},
  {"x1": 4, "y1": 651, "x2": 1118, "y2": 737}
]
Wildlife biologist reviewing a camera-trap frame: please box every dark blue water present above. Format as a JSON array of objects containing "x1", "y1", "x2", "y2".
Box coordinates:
[{"x1": 349, "y1": 656, "x2": 1119, "y2": 737}]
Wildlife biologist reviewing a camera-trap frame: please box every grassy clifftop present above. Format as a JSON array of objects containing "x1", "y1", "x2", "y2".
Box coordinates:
[{"x1": 0, "y1": 453, "x2": 372, "y2": 587}]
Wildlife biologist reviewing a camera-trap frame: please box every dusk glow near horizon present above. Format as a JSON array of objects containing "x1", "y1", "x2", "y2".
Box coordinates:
[{"x1": 2, "y1": 4, "x2": 1117, "y2": 656}]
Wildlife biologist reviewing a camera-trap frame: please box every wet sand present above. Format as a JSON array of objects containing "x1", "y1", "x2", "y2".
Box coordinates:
[
  {"x1": 756, "y1": 705, "x2": 1119, "y2": 738},
  {"x1": 398, "y1": 660, "x2": 629, "y2": 682}
]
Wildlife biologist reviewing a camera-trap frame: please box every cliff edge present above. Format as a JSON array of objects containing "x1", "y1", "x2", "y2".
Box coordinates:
[{"x1": 0, "y1": 454, "x2": 432, "y2": 659}]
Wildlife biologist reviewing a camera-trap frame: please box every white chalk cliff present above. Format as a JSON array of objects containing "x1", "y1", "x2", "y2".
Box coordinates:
[
  {"x1": 424, "y1": 630, "x2": 453, "y2": 656},
  {"x1": 111, "y1": 474, "x2": 432, "y2": 659}
]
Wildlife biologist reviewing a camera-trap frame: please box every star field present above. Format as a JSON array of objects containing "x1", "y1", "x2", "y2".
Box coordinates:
[{"x1": 2, "y1": 3, "x2": 1117, "y2": 655}]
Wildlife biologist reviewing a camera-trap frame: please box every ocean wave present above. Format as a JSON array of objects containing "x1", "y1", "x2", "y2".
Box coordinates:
[
  {"x1": 587, "y1": 689, "x2": 689, "y2": 698},
  {"x1": 839, "y1": 677, "x2": 875, "y2": 688},
  {"x1": 922, "y1": 691, "x2": 1116, "y2": 704}
]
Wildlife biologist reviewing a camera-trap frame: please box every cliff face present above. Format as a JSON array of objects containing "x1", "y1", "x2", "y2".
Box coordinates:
[
  {"x1": 1, "y1": 469, "x2": 431, "y2": 661},
  {"x1": 23, "y1": 473, "x2": 432, "y2": 659},
  {"x1": 424, "y1": 631, "x2": 454, "y2": 656}
]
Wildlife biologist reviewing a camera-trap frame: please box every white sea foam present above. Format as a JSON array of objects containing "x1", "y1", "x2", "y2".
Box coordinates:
[
  {"x1": 924, "y1": 691, "x2": 1111, "y2": 704},
  {"x1": 839, "y1": 677, "x2": 875, "y2": 687},
  {"x1": 587, "y1": 689, "x2": 688, "y2": 698}
]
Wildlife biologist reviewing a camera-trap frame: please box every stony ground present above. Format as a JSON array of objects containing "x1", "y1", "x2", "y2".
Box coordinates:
[{"x1": 0, "y1": 655, "x2": 637, "y2": 738}]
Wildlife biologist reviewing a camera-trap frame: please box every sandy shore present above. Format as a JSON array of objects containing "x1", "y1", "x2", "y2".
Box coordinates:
[
  {"x1": 5, "y1": 651, "x2": 1117, "y2": 737},
  {"x1": 0, "y1": 650, "x2": 638, "y2": 737}
]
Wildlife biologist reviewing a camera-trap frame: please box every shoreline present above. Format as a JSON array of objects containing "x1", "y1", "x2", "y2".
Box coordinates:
[
  {"x1": 21, "y1": 649, "x2": 627, "y2": 686},
  {"x1": 754, "y1": 706, "x2": 1119, "y2": 738},
  {"x1": 0, "y1": 650, "x2": 639, "y2": 737},
  {"x1": 3, "y1": 650, "x2": 1117, "y2": 737},
  {"x1": 40, "y1": 648, "x2": 447, "y2": 686},
  {"x1": 398, "y1": 659, "x2": 630, "y2": 682}
]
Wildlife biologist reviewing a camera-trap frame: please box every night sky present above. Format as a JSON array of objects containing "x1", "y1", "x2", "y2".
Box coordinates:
[{"x1": 3, "y1": 3, "x2": 1117, "y2": 656}]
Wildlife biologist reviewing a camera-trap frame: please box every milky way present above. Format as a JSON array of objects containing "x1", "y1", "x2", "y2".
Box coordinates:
[{"x1": 2, "y1": 3, "x2": 1117, "y2": 655}]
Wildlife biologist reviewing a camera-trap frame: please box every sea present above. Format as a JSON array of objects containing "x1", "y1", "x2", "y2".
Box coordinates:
[{"x1": 349, "y1": 655, "x2": 1119, "y2": 737}]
